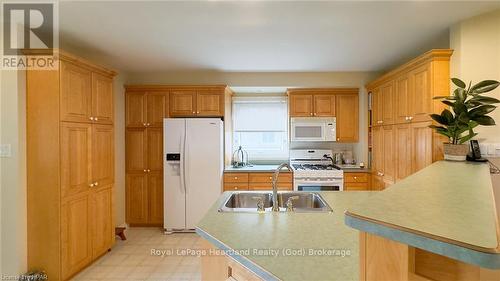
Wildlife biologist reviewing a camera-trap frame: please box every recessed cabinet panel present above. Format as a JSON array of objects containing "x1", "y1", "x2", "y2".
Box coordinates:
[
  {"x1": 148, "y1": 172, "x2": 164, "y2": 224},
  {"x1": 146, "y1": 92, "x2": 168, "y2": 127},
  {"x1": 126, "y1": 128, "x2": 147, "y2": 172},
  {"x1": 91, "y1": 73, "x2": 113, "y2": 124},
  {"x1": 313, "y1": 95, "x2": 336, "y2": 117},
  {"x1": 290, "y1": 95, "x2": 313, "y2": 117},
  {"x1": 411, "y1": 121, "x2": 433, "y2": 173},
  {"x1": 126, "y1": 92, "x2": 146, "y2": 127},
  {"x1": 126, "y1": 173, "x2": 149, "y2": 224},
  {"x1": 381, "y1": 82, "x2": 394, "y2": 125},
  {"x1": 382, "y1": 125, "x2": 395, "y2": 185},
  {"x1": 91, "y1": 186, "x2": 113, "y2": 258},
  {"x1": 147, "y1": 128, "x2": 163, "y2": 172},
  {"x1": 395, "y1": 124, "x2": 412, "y2": 182},
  {"x1": 197, "y1": 90, "x2": 224, "y2": 116},
  {"x1": 410, "y1": 64, "x2": 432, "y2": 122},
  {"x1": 92, "y1": 125, "x2": 114, "y2": 187},
  {"x1": 60, "y1": 61, "x2": 92, "y2": 123},
  {"x1": 170, "y1": 91, "x2": 196, "y2": 117},
  {"x1": 395, "y1": 75, "x2": 410, "y2": 124},
  {"x1": 336, "y1": 94, "x2": 359, "y2": 142}
]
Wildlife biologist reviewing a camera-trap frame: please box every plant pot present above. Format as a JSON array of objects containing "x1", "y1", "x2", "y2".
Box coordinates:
[{"x1": 443, "y1": 143, "x2": 469, "y2": 161}]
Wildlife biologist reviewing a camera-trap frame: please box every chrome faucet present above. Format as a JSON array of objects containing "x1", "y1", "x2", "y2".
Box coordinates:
[{"x1": 272, "y1": 163, "x2": 293, "y2": 212}]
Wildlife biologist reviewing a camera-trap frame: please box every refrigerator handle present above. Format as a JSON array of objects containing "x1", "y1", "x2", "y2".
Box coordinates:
[
  {"x1": 179, "y1": 130, "x2": 186, "y2": 194},
  {"x1": 183, "y1": 122, "x2": 189, "y2": 193}
]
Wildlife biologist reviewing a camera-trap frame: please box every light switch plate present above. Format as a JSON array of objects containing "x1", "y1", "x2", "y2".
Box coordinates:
[{"x1": 0, "y1": 144, "x2": 12, "y2": 157}]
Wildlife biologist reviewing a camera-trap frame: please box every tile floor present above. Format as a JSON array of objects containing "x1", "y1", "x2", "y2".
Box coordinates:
[{"x1": 73, "y1": 228, "x2": 203, "y2": 281}]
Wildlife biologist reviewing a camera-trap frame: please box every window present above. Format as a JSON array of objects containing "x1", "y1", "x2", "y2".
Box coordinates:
[{"x1": 232, "y1": 96, "x2": 288, "y2": 161}]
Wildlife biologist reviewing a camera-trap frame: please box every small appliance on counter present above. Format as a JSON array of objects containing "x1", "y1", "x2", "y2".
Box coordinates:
[{"x1": 231, "y1": 146, "x2": 249, "y2": 168}]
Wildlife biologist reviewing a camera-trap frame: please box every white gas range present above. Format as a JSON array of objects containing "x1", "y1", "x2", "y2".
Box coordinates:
[{"x1": 290, "y1": 149, "x2": 344, "y2": 191}]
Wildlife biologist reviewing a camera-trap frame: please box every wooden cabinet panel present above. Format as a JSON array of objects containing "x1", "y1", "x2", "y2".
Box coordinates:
[
  {"x1": 372, "y1": 126, "x2": 383, "y2": 176},
  {"x1": 223, "y1": 173, "x2": 249, "y2": 183},
  {"x1": 126, "y1": 173, "x2": 149, "y2": 224},
  {"x1": 148, "y1": 172, "x2": 163, "y2": 224},
  {"x1": 126, "y1": 128, "x2": 147, "y2": 172},
  {"x1": 248, "y1": 172, "x2": 292, "y2": 183},
  {"x1": 126, "y1": 92, "x2": 146, "y2": 127},
  {"x1": 313, "y1": 95, "x2": 336, "y2": 117},
  {"x1": 92, "y1": 124, "x2": 114, "y2": 188},
  {"x1": 411, "y1": 121, "x2": 433, "y2": 174},
  {"x1": 382, "y1": 125, "x2": 395, "y2": 184},
  {"x1": 290, "y1": 95, "x2": 313, "y2": 117},
  {"x1": 223, "y1": 182, "x2": 249, "y2": 191},
  {"x1": 395, "y1": 75, "x2": 410, "y2": 124},
  {"x1": 147, "y1": 128, "x2": 163, "y2": 172},
  {"x1": 61, "y1": 122, "x2": 92, "y2": 198},
  {"x1": 91, "y1": 185, "x2": 113, "y2": 259},
  {"x1": 344, "y1": 183, "x2": 369, "y2": 191},
  {"x1": 197, "y1": 90, "x2": 224, "y2": 116},
  {"x1": 410, "y1": 64, "x2": 432, "y2": 122},
  {"x1": 344, "y1": 172, "x2": 368, "y2": 183},
  {"x1": 336, "y1": 94, "x2": 359, "y2": 142},
  {"x1": 91, "y1": 73, "x2": 113, "y2": 124},
  {"x1": 61, "y1": 192, "x2": 92, "y2": 279},
  {"x1": 381, "y1": 82, "x2": 395, "y2": 125},
  {"x1": 170, "y1": 90, "x2": 196, "y2": 117},
  {"x1": 371, "y1": 174, "x2": 385, "y2": 191},
  {"x1": 146, "y1": 92, "x2": 168, "y2": 127},
  {"x1": 372, "y1": 88, "x2": 383, "y2": 126},
  {"x1": 395, "y1": 124, "x2": 411, "y2": 182},
  {"x1": 249, "y1": 183, "x2": 292, "y2": 190},
  {"x1": 60, "y1": 61, "x2": 92, "y2": 123}
]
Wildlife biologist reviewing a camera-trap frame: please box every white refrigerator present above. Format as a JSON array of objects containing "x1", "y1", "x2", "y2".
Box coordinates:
[{"x1": 163, "y1": 118, "x2": 223, "y2": 232}]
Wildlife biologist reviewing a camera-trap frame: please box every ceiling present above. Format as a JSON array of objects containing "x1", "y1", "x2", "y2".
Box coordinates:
[{"x1": 59, "y1": 1, "x2": 500, "y2": 73}]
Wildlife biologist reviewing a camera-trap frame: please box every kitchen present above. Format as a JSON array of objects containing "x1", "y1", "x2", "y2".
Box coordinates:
[{"x1": 2, "y1": 1, "x2": 500, "y2": 281}]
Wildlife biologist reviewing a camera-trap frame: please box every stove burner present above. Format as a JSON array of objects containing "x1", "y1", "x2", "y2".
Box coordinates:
[{"x1": 292, "y1": 164, "x2": 341, "y2": 170}]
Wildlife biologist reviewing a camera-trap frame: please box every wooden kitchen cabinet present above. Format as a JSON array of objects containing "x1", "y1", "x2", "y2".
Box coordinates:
[
  {"x1": 148, "y1": 172, "x2": 164, "y2": 225},
  {"x1": 313, "y1": 95, "x2": 336, "y2": 117},
  {"x1": 409, "y1": 63, "x2": 432, "y2": 123},
  {"x1": 371, "y1": 87, "x2": 383, "y2": 126},
  {"x1": 169, "y1": 88, "x2": 226, "y2": 117},
  {"x1": 126, "y1": 128, "x2": 147, "y2": 172},
  {"x1": 126, "y1": 92, "x2": 146, "y2": 127},
  {"x1": 411, "y1": 121, "x2": 433, "y2": 173},
  {"x1": 126, "y1": 173, "x2": 149, "y2": 224},
  {"x1": 289, "y1": 94, "x2": 313, "y2": 117},
  {"x1": 224, "y1": 173, "x2": 249, "y2": 183},
  {"x1": 395, "y1": 74, "x2": 410, "y2": 124},
  {"x1": 336, "y1": 93, "x2": 359, "y2": 142},
  {"x1": 395, "y1": 123, "x2": 412, "y2": 182},
  {"x1": 147, "y1": 128, "x2": 164, "y2": 172},
  {"x1": 197, "y1": 89, "x2": 224, "y2": 116},
  {"x1": 371, "y1": 126, "x2": 383, "y2": 177},
  {"x1": 170, "y1": 90, "x2": 196, "y2": 116},
  {"x1": 223, "y1": 182, "x2": 249, "y2": 191},
  {"x1": 381, "y1": 81, "x2": 395, "y2": 125},
  {"x1": 344, "y1": 172, "x2": 370, "y2": 191},
  {"x1": 223, "y1": 172, "x2": 293, "y2": 191},
  {"x1": 146, "y1": 92, "x2": 169, "y2": 127},
  {"x1": 27, "y1": 50, "x2": 116, "y2": 280},
  {"x1": 382, "y1": 125, "x2": 395, "y2": 185}
]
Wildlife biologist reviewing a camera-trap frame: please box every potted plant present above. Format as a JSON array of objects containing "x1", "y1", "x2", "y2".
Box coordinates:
[{"x1": 430, "y1": 78, "x2": 499, "y2": 161}]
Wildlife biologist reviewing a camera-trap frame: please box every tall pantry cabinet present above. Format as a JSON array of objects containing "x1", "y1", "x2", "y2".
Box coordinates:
[
  {"x1": 368, "y1": 49, "x2": 452, "y2": 190},
  {"x1": 27, "y1": 50, "x2": 116, "y2": 280}
]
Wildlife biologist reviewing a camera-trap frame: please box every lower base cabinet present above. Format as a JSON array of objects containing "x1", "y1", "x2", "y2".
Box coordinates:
[
  {"x1": 126, "y1": 172, "x2": 164, "y2": 226},
  {"x1": 201, "y1": 239, "x2": 262, "y2": 281},
  {"x1": 223, "y1": 172, "x2": 293, "y2": 191},
  {"x1": 344, "y1": 172, "x2": 370, "y2": 191}
]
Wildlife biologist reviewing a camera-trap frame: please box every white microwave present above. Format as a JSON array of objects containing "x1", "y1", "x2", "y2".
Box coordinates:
[{"x1": 290, "y1": 117, "x2": 336, "y2": 142}]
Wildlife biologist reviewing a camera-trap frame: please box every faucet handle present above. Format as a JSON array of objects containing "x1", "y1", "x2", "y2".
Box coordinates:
[
  {"x1": 286, "y1": 196, "x2": 300, "y2": 212},
  {"x1": 253, "y1": 196, "x2": 265, "y2": 212}
]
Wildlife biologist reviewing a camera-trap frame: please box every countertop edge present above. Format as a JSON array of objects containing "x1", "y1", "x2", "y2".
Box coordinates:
[
  {"x1": 344, "y1": 211, "x2": 500, "y2": 269},
  {"x1": 195, "y1": 227, "x2": 281, "y2": 281}
]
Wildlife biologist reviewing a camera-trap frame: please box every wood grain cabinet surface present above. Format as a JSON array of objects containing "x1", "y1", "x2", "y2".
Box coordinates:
[
  {"x1": 336, "y1": 93, "x2": 359, "y2": 142},
  {"x1": 223, "y1": 172, "x2": 293, "y2": 191},
  {"x1": 27, "y1": 50, "x2": 116, "y2": 281},
  {"x1": 367, "y1": 49, "x2": 453, "y2": 188}
]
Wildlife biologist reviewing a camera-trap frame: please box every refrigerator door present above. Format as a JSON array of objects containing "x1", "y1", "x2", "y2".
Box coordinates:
[
  {"x1": 164, "y1": 118, "x2": 187, "y2": 230},
  {"x1": 185, "y1": 118, "x2": 223, "y2": 229}
]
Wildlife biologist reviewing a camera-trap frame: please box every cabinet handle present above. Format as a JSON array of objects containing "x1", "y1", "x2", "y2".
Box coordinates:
[
  {"x1": 197, "y1": 111, "x2": 200, "y2": 114},
  {"x1": 313, "y1": 113, "x2": 316, "y2": 116},
  {"x1": 143, "y1": 123, "x2": 147, "y2": 126},
  {"x1": 146, "y1": 123, "x2": 150, "y2": 126},
  {"x1": 89, "y1": 117, "x2": 94, "y2": 121},
  {"x1": 310, "y1": 113, "x2": 313, "y2": 116},
  {"x1": 94, "y1": 117, "x2": 98, "y2": 121},
  {"x1": 147, "y1": 169, "x2": 151, "y2": 172},
  {"x1": 234, "y1": 187, "x2": 238, "y2": 190},
  {"x1": 354, "y1": 176, "x2": 357, "y2": 179},
  {"x1": 192, "y1": 111, "x2": 196, "y2": 114},
  {"x1": 94, "y1": 182, "x2": 98, "y2": 186},
  {"x1": 409, "y1": 116, "x2": 414, "y2": 121},
  {"x1": 143, "y1": 169, "x2": 147, "y2": 172},
  {"x1": 337, "y1": 138, "x2": 340, "y2": 141},
  {"x1": 89, "y1": 183, "x2": 94, "y2": 187},
  {"x1": 269, "y1": 177, "x2": 272, "y2": 180},
  {"x1": 234, "y1": 177, "x2": 238, "y2": 180}
]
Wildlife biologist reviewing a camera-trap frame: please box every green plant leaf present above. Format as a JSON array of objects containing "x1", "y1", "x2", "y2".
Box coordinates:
[
  {"x1": 470, "y1": 96, "x2": 500, "y2": 104},
  {"x1": 469, "y1": 105, "x2": 497, "y2": 117},
  {"x1": 457, "y1": 112, "x2": 470, "y2": 124},
  {"x1": 430, "y1": 113, "x2": 449, "y2": 125},
  {"x1": 433, "y1": 96, "x2": 456, "y2": 100},
  {"x1": 442, "y1": 109, "x2": 454, "y2": 123},
  {"x1": 451, "y1": 78, "x2": 466, "y2": 88},
  {"x1": 470, "y1": 80, "x2": 500, "y2": 93},
  {"x1": 459, "y1": 132, "x2": 478, "y2": 144},
  {"x1": 442, "y1": 100, "x2": 454, "y2": 107},
  {"x1": 472, "y1": 115, "x2": 496, "y2": 125},
  {"x1": 453, "y1": 102, "x2": 467, "y2": 115}
]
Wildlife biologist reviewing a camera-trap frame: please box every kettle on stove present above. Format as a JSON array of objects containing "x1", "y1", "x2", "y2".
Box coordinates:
[{"x1": 231, "y1": 146, "x2": 249, "y2": 168}]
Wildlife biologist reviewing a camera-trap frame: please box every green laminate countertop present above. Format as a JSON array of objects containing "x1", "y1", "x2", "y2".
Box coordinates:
[
  {"x1": 224, "y1": 164, "x2": 292, "y2": 173},
  {"x1": 345, "y1": 161, "x2": 500, "y2": 269},
  {"x1": 196, "y1": 191, "x2": 375, "y2": 281}
]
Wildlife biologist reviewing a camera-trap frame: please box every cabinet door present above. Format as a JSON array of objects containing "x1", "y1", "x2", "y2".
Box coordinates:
[
  {"x1": 410, "y1": 64, "x2": 432, "y2": 122},
  {"x1": 371, "y1": 174, "x2": 385, "y2": 191},
  {"x1": 371, "y1": 88, "x2": 383, "y2": 126},
  {"x1": 395, "y1": 123, "x2": 412, "y2": 182},
  {"x1": 126, "y1": 128, "x2": 147, "y2": 172},
  {"x1": 60, "y1": 61, "x2": 92, "y2": 123},
  {"x1": 147, "y1": 128, "x2": 163, "y2": 172},
  {"x1": 313, "y1": 94, "x2": 336, "y2": 117},
  {"x1": 170, "y1": 90, "x2": 196, "y2": 117},
  {"x1": 61, "y1": 192, "x2": 92, "y2": 279},
  {"x1": 381, "y1": 82, "x2": 395, "y2": 125},
  {"x1": 289, "y1": 94, "x2": 313, "y2": 117},
  {"x1": 61, "y1": 122, "x2": 92, "y2": 198},
  {"x1": 336, "y1": 94, "x2": 359, "y2": 142},
  {"x1": 91, "y1": 73, "x2": 113, "y2": 124},
  {"x1": 126, "y1": 92, "x2": 146, "y2": 127},
  {"x1": 197, "y1": 90, "x2": 224, "y2": 116},
  {"x1": 126, "y1": 173, "x2": 149, "y2": 224},
  {"x1": 92, "y1": 124, "x2": 114, "y2": 187},
  {"x1": 411, "y1": 121, "x2": 433, "y2": 173},
  {"x1": 146, "y1": 92, "x2": 168, "y2": 127},
  {"x1": 148, "y1": 172, "x2": 163, "y2": 224},
  {"x1": 91, "y1": 185, "x2": 113, "y2": 258},
  {"x1": 371, "y1": 126, "x2": 383, "y2": 176},
  {"x1": 395, "y1": 75, "x2": 410, "y2": 124},
  {"x1": 382, "y1": 125, "x2": 395, "y2": 185}
]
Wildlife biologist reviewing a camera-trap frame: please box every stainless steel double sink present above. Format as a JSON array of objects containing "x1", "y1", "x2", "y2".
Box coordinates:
[{"x1": 218, "y1": 191, "x2": 333, "y2": 213}]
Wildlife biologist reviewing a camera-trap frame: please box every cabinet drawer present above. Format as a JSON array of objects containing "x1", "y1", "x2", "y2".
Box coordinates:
[
  {"x1": 224, "y1": 173, "x2": 249, "y2": 183},
  {"x1": 344, "y1": 182, "x2": 369, "y2": 191},
  {"x1": 223, "y1": 183, "x2": 249, "y2": 191},
  {"x1": 248, "y1": 183, "x2": 292, "y2": 190},
  {"x1": 344, "y1": 172, "x2": 368, "y2": 183},
  {"x1": 248, "y1": 172, "x2": 292, "y2": 183}
]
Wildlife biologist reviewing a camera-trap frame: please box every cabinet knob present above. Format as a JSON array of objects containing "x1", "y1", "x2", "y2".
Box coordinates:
[
  {"x1": 310, "y1": 113, "x2": 313, "y2": 116},
  {"x1": 234, "y1": 187, "x2": 238, "y2": 190},
  {"x1": 147, "y1": 169, "x2": 151, "y2": 172},
  {"x1": 409, "y1": 116, "x2": 414, "y2": 121},
  {"x1": 143, "y1": 123, "x2": 147, "y2": 126},
  {"x1": 89, "y1": 117, "x2": 93, "y2": 121},
  {"x1": 197, "y1": 111, "x2": 200, "y2": 114},
  {"x1": 354, "y1": 176, "x2": 357, "y2": 179},
  {"x1": 146, "y1": 123, "x2": 150, "y2": 126},
  {"x1": 234, "y1": 177, "x2": 238, "y2": 179},
  {"x1": 89, "y1": 183, "x2": 94, "y2": 187},
  {"x1": 94, "y1": 117, "x2": 98, "y2": 121},
  {"x1": 313, "y1": 113, "x2": 316, "y2": 116},
  {"x1": 337, "y1": 138, "x2": 340, "y2": 141},
  {"x1": 192, "y1": 111, "x2": 196, "y2": 114},
  {"x1": 143, "y1": 169, "x2": 147, "y2": 172},
  {"x1": 94, "y1": 182, "x2": 99, "y2": 186},
  {"x1": 269, "y1": 177, "x2": 272, "y2": 180}
]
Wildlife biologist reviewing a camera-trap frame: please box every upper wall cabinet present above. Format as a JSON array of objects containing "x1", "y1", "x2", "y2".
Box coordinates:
[
  {"x1": 336, "y1": 93, "x2": 359, "y2": 142},
  {"x1": 126, "y1": 91, "x2": 168, "y2": 128},
  {"x1": 169, "y1": 90, "x2": 196, "y2": 117},
  {"x1": 169, "y1": 88, "x2": 226, "y2": 117},
  {"x1": 289, "y1": 94, "x2": 313, "y2": 116}
]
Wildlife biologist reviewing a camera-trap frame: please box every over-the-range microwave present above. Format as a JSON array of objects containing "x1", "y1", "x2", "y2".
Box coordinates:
[{"x1": 290, "y1": 117, "x2": 336, "y2": 142}]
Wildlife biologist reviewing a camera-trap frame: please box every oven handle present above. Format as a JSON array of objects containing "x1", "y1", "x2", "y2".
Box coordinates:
[{"x1": 294, "y1": 179, "x2": 343, "y2": 185}]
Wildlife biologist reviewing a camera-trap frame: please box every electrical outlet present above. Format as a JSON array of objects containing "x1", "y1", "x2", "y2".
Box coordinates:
[{"x1": 0, "y1": 144, "x2": 11, "y2": 157}]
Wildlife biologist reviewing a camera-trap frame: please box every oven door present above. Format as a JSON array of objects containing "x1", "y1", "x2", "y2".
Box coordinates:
[{"x1": 294, "y1": 178, "x2": 344, "y2": 191}]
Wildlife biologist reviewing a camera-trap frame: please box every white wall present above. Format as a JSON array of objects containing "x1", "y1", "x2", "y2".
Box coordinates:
[
  {"x1": 450, "y1": 9, "x2": 500, "y2": 143},
  {"x1": 0, "y1": 69, "x2": 27, "y2": 277}
]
